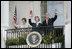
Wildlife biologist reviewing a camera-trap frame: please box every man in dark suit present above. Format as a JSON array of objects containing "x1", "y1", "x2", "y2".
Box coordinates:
[
  {"x1": 42, "y1": 9, "x2": 57, "y2": 35},
  {"x1": 29, "y1": 15, "x2": 42, "y2": 33}
]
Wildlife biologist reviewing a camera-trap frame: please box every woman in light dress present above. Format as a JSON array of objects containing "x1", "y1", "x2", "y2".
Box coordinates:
[
  {"x1": 10, "y1": 18, "x2": 29, "y2": 39},
  {"x1": 13, "y1": 18, "x2": 28, "y2": 28}
]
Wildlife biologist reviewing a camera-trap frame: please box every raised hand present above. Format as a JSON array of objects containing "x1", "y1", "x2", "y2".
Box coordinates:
[
  {"x1": 30, "y1": 10, "x2": 33, "y2": 18},
  {"x1": 30, "y1": 14, "x2": 32, "y2": 17},
  {"x1": 55, "y1": 9, "x2": 57, "y2": 14}
]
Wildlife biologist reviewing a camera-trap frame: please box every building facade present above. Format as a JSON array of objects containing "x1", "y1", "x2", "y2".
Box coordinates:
[{"x1": 1, "y1": 1, "x2": 71, "y2": 48}]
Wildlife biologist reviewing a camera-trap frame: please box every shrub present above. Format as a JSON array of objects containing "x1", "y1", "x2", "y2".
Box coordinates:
[{"x1": 6, "y1": 32, "x2": 64, "y2": 46}]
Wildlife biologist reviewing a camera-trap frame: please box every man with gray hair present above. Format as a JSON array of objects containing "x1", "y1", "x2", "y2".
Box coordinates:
[
  {"x1": 42, "y1": 9, "x2": 57, "y2": 34},
  {"x1": 42, "y1": 9, "x2": 57, "y2": 27}
]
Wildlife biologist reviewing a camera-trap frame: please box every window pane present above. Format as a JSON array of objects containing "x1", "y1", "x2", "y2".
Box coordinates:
[{"x1": 47, "y1": 1, "x2": 64, "y2": 26}]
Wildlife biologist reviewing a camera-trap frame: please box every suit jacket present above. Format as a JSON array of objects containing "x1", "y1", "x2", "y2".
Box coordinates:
[
  {"x1": 42, "y1": 15, "x2": 57, "y2": 27},
  {"x1": 29, "y1": 19, "x2": 42, "y2": 33},
  {"x1": 42, "y1": 15, "x2": 57, "y2": 34}
]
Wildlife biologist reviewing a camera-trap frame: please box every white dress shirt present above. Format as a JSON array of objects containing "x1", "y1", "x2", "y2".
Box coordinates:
[{"x1": 36, "y1": 22, "x2": 39, "y2": 27}]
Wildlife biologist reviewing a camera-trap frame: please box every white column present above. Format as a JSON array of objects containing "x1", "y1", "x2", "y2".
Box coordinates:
[
  {"x1": 1, "y1": 1, "x2": 9, "y2": 48},
  {"x1": 64, "y1": 1, "x2": 71, "y2": 48}
]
